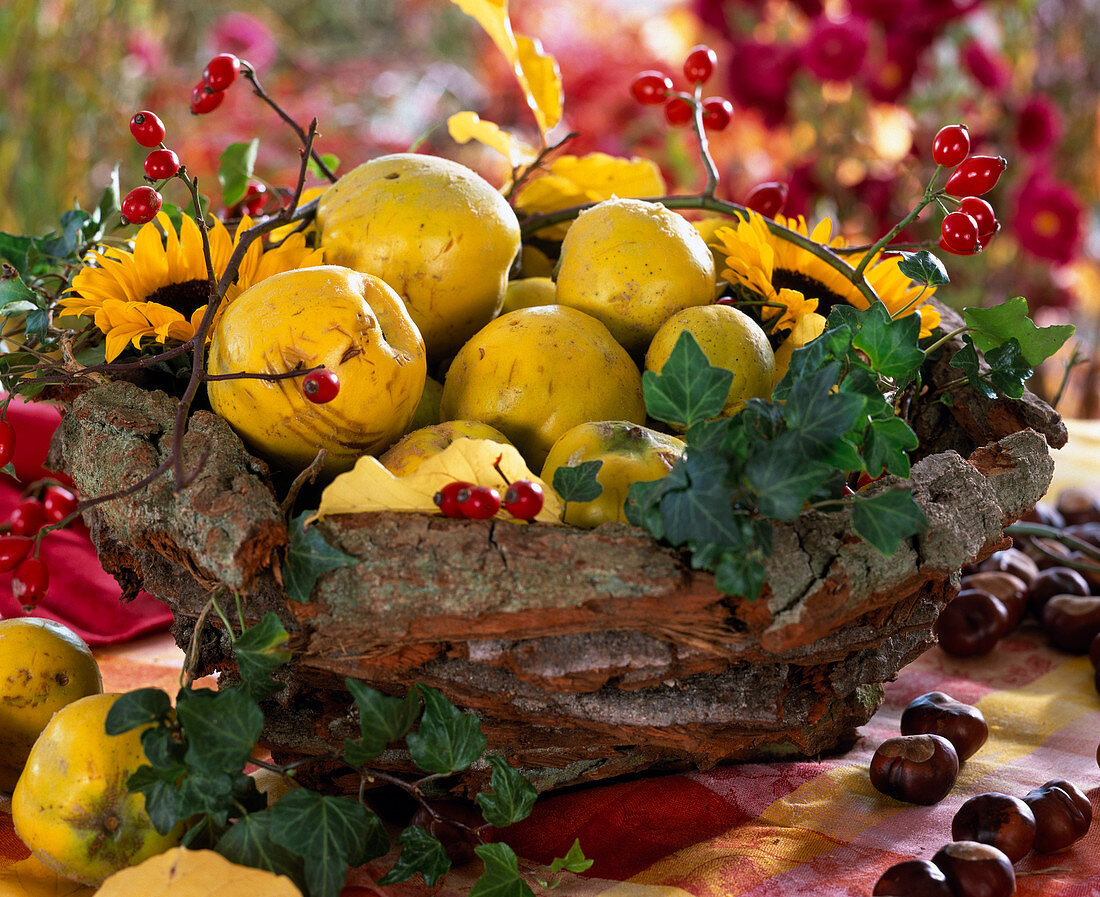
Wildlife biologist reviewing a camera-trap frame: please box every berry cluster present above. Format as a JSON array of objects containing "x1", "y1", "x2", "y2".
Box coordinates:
[
  {"x1": 192, "y1": 53, "x2": 242, "y2": 115},
  {"x1": 630, "y1": 45, "x2": 733, "y2": 133},
  {"x1": 433, "y1": 469, "x2": 544, "y2": 522},
  {"x1": 932, "y1": 124, "x2": 1006, "y2": 256}
]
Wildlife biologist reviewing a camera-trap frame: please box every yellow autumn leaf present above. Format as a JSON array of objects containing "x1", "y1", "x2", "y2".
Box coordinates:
[
  {"x1": 314, "y1": 438, "x2": 563, "y2": 523},
  {"x1": 0, "y1": 856, "x2": 95, "y2": 897},
  {"x1": 94, "y1": 848, "x2": 302, "y2": 897},
  {"x1": 450, "y1": 0, "x2": 516, "y2": 70},
  {"x1": 516, "y1": 33, "x2": 563, "y2": 134},
  {"x1": 447, "y1": 112, "x2": 536, "y2": 167}
]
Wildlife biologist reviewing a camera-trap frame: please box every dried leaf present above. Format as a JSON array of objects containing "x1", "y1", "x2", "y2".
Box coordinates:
[
  {"x1": 516, "y1": 34, "x2": 563, "y2": 133},
  {"x1": 94, "y1": 847, "x2": 302, "y2": 897},
  {"x1": 447, "y1": 112, "x2": 536, "y2": 167},
  {"x1": 0, "y1": 856, "x2": 96, "y2": 896},
  {"x1": 314, "y1": 438, "x2": 563, "y2": 523}
]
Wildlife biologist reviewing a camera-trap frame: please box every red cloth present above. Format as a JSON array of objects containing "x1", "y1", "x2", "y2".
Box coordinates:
[{"x1": 0, "y1": 396, "x2": 174, "y2": 645}]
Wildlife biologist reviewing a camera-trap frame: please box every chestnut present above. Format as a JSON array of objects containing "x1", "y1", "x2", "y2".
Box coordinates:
[
  {"x1": 1029, "y1": 537, "x2": 1075, "y2": 571},
  {"x1": 1067, "y1": 550, "x2": 1100, "y2": 593},
  {"x1": 1090, "y1": 631, "x2": 1100, "y2": 670},
  {"x1": 870, "y1": 734, "x2": 959, "y2": 805},
  {"x1": 978, "y1": 547, "x2": 1039, "y2": 587},
  {"x1": 1022, "y1": 779, "x2": 1093, "y2": 853},
  {"x1": 951, "y1": 792, "x2": 1037, "y2": 863},
  {"x1": 932, "y1": 841, "x2": 1015, "y2": 897},
  {"x1": 1027, "y1": 566, "x2": 1091, "y2": 619},
  {"x1": 962, "y1": 571, "x2": 1028, "y2": 630},
  {"x1": 900, "y1": 691, "x2": 988, "y2": 761},
  {"x1": 872, "y1": 858, "x2": 952, "y2": 896},
  {"x1": 1065, "y1": 521, "x2": 1100, "y2": 549},
  {"x1": 934, "y1": 590, "x2": 1011, "y2": 657},
  {"x1": 1019, "y1": 500, "x2": 1066, "y2": 529},
  {"x1": 1040, "y1": 594, "x2": 1100, "y2": 654},
  {"x1": 1055, "y1": 487, "x2": 1100, "y2": 526}
]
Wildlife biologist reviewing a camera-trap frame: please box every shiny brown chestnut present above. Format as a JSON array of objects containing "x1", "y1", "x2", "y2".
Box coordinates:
[
  {"x1": 1055, "y1": 487, "x2": 1100, "y2": 525},
  {"x1": 978, "y1": 547, "x2": 1040, "y2": 586},
  {"x1": 1029, "y1": 537, "x2": 1075, "y2": 571},
  {"x1": 951, "y1": 792, "x2": 1037, "y2": 863},
  {"x1": 900, "y1": 691, "x2": 988, "y2": 761},
  {"x1": 935, "y1": 590, "x2": 1011, "y2": 657},
  {"x1": 1019, "y1": 500, "x2": 1066, "y2": 529},
  {"x1": 1027, "y1": 566, "x2": 1091, "y2": 618},
  {"x1": 932, "y1": 841, "x2": 1015, "y2": 897},
  {"x1": 870, "y1": 734, "x2": 959, "y2": 805},
  {"x1": 1040, "y1": 594, "x2": 1100, "y2": 653},
  {"x1": 1067, "y1": 550, "x2": 1100, "y2": 593},
  {"x1": 1065, "y1": 521, "x2": 1100, "y2": 549},
  {"x1": 1022, "y1": 779, "x2": 1093, "y2": 853},
  {"x1": 872, "y1": 858, "x2": 953, "y2": 896},
  {"x1": 962, "y1": 571, "x2": 1029, "y2": 630}
]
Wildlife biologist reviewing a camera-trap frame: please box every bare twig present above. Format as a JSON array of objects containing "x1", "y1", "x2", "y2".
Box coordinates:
[{"x1": 280, "y1": 448, "x2": 328, "y2": 517}]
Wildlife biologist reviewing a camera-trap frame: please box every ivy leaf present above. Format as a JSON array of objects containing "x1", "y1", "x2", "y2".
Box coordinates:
[
  {"x1": 851, "y1": 488, "x2": 929, "y2": 556},
  {"x1": 985, "y1": 337, "x2": 1033, "y2": 399},
  {"x1": 551, "y1": 460, "x2": 603, "y2": 504},
  {"x1": 641, "y1": 330, "x2": 732, "y2": 428},
  {"x1": 105, "y1": 687, "x2": 173, "y2": 734},
  {"x1": 948, "y1": 335, "x2": 996, "y2": 399},
  {"x1": 267, "y1": 790, "x2": 388, "y2": 897},
  {"x1": 745, "y1": 431, "x2": 835, "y2": 520},
  {"x1": 378, "y1": 825, "x2": 451, "y2": 886},
  {"x1": 217, "y1": 810, "x2": 308, "y2": 894},
  {"x1": 233, "y1": 613, "x2": 292, "y2": 702},
  {"x1": 284, "y1": 510, "x2": 357, "y2": 604},
  {"x1": 126, "y1": 763, "x2": 185, "y2": 835},
  {"x1": 343, "y1": 679, "x2": 421, "y2": 766},
  {"x1": 550, "y1": 838, "x2": 593, "y2": 874},
  {"x1": 476, "y1": 756, "x2": 538, "y2": 827},
  {"x1": 0, "y1": 233, "x2": 38, "y2": 276},
  {"x1": 773, "y1": 324, "x2": 853, "y2": 400},
  {"x1": 470, "y1": 843, "x2": 537, "y2": 897},
  {"x1": 623, "y1": 476, "x2": 667, "y2": 537},
  {"x1": 656, "y1": 453, "x2": 746, "y2": 547},
  {"x1": 176, "y1": 769, "x2": 237, "y2": 825},
  {"x1": 407, "y1": 684, "x2": 487, "y2": 775},
  {"x1": 897, "y1": 250, "x2": 949, "y2": 287},
  {"x1": 176, "y1": 687, "x2": 265, "y2": 773},
  {"x1": 0, "y1": 276, "x2": 37, "y2": 312},
  {"x1": 306, "y1": 153, "x2": 340, "y2": 180},
  {"x1": 219, "y1": 139, "x2": 260, "y2": 208},
  {"x1": 850, "y1": 301, "x2": 924, "y2": 382},
  {"x1": 964, "y1": 296, "x2": 1074, "y2": 366},
  {"x1": 862, "y1": 416, "x2": 919, "y2": 478},
  {"x1": 713, "y1": 547, "x2": 768, "y2": 601},
  {"x1": 782, "y1": 364, "x2": 866, "y2": 444}
]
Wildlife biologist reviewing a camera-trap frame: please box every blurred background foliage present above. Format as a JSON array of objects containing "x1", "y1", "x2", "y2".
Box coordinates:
[{"x1": 2, "y1": 0, "x2": 1098, "y2": 410}]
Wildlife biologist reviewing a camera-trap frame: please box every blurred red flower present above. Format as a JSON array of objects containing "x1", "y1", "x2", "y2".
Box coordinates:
[
  {"x1": 1013, "y1": 174, "x2": 1083, "y2": 265},
  {"x1": 726, "y1": 40, "x2": 799, "y2": 128},
  {"x1": 1015, "y1": 96, "x2": 1063, "y2": 155},
  {"x1": 802, "y1": 16, "x2": 870, "y2": 82},
  {"x1": 960, "y1": 38, "x2": 1010, "y2": 92},
  {"x1": 863, "y1": 32, "x2": 923, "y2": 103},
  {"x1": 208, "y1": 13, "x2": 278, "y2": 71}
]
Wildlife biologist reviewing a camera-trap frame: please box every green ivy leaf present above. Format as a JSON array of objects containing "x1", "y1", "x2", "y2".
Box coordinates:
[
  {"x1": 964, "y1": 296, "x2": 1074, "y2": 366},
  {"x1": 476, "y1": 756, "x2": 538, "y2": 828},
  {"x1": 551, "y1": 460, "x2": 603, "y2": 504},
  {"x1": 713, "y1": 547, "x2": 768, "y2": 601},
  {"x1": 851, "y1": 488, "x2": 929, "y2": 556},
  {"x1": 862, "y1": 416, "x2": 919, "y2": 478},
  {"x1": 773, "y1": 323, "x2": 853, "y2": 400},
  {"x1": 378, "y1": 825, "x2": 451, "y2": 886},
  {"x1": 782, "y1": 364, "x2": 866, "y2": 444},
  {"x1": 407, "y1": 684, "x2": 487, "y2": 775},
  {"x1": 233, "y1": 613, "x2": 292, "y2": 701},
  {"x1": 745, "y1": 431, "x2": 835, "y2": 520},
  {"x1": 641, "y1": 330, "x2": 732, "y2": 428},
  {"x1": 897, "y1": 250, "x2": 949, "y2": 287},
  {"x1": 623, "y1": 476, "x2": 667, "y2": 537},
  {"x1": 176, "y1": 770, "x2": 237, "y2": 825},
  {"x1": 948, "y1": 335, "x2": 996, "y2": 399},
  {"x1": 655, "y1": 453, "x2": 746, "y2": 547},
  {"x1": 219, "y1": 139, "x2": 260, "y2": 208},
  {"x1": 285, "y1": 511, "x2": 357, "y2": 604},
  {"x1": 126, "y1": 763, "x2": 185, "y2": 835},
  {"x1": 985, "y1": 337, "x2": 1033, "y2": 399},
  {"x1": 217, "y1": 811, "x2": 308, "y2": 894},
  {"x1": 470, "y1": 843, "x2": 536, "y2": 897},
  {"x1": 550, "y1": 838, "x2": 593, "y2": 875},
  {"x1": 176, "y1": 687, "x2": 264, "y2": 773},
  {"x1": 105, "y1": 687, "x2": 173, "y2": 734},
  {"x1": 0, "y1": 276, "x2": 37, "y2": 313},
  {"x1": 343, "y1": 679, "x2": 421, "y2": 766},
  {"x1": 306, "y1": 154, "x2": 340, "y2": 180},
  {"x1": 850, "y1": 301, "x2": 924, "y2": 382}
]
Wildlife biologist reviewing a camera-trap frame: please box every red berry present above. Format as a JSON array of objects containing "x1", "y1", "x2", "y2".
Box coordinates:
[
  {"x1": 457, "y1": 485, "x2": 501, "y2": 520},
  {"x1": 0, "y1": 535, "x2": 32, "y2": 573},
  {"x1": 12, "y1": 556, "x2": 49, "y2": 607},
  {"x1": 203, "y1": 53, "x2": 241, "y2": 92},
  {"x1": 503, "y1": 480, "x2": 544, "y2": 520},
  {"x1": 241, "y1": 183, "x2": 267, "y2": 216},
  {"x1": 664, "y1": 96, "x2": 694, "y2": 127},
  {"x1": 143, "y1": 148, "x2": 180, "y2": 180},
  {"x1": 744, "y1": 181, "x2": 788, "y2": 218},
  {"x1": 944, "y1": 155, "x2": 1007, "y2": 197},
  {"x1": 129, "y1": 111, "x2": 165, "y2": 148},
  {"x1": 302, "y1": 369, "x2": 340, "y2": 404},
  {"x1": 958, "y1": 196, "x2": 998, "y2": 237},
  {"x1": 630, "y1": 70, "x2": 673, "y2": 105},
  {"x1": 121, "y1": 186, "x2": 163, "y2": 225},
  {"x1": 932, "y1": 124, "x2": 970, "y2": 167},
  {"x1": 701, "y1": 97, "x2": 733, "y2": 131},
  {"x1": 10, "y1": 498, "x2": 46, "y2": 536},
  {"x1": 434, "y1": 481, "x2": 473, "y2": 518},
  {"x1": 190, "y1": 81, "x2": 226, "y2": 115},
  {"x1": 0, "y1": 419, "x2": 15, "y2": 468},
  {"x1": 683, "y1": 45, "x2": 718, "y2": 83},
  {"x1": 42, "y1": 485, "x2": 79, "y2": 524},
  {"x1": 940, "y1": 211, "x2": 980, "y2": 254}
]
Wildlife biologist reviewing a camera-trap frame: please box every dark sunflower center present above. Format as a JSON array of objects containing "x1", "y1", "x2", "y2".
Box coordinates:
[
  {"x1": 772, "y1": 268, "x2": 846, "y2": 315},
  {"x1": 145, "y1": 279, "x2": 212, "y2": 318}
]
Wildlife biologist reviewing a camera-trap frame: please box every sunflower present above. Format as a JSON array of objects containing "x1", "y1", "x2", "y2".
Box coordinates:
[
  {"x1": 62, "y1": 212, "x2": 325, "y2": 362},
  {"x1": 711, "y1": 211, "x2": 940, "y2": 339}
]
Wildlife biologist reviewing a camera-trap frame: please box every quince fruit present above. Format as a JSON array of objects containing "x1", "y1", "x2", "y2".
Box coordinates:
[
  {"x1": 440, "y1": 305, "x2": 646, "y2": 469},
  {"x1": 12, "y1": 693, "x2": 185, "y2": 886},
  {"x1": 0, "y1": 617, "x2": 103, "y2": 793},
  {"x1": 554, "y1": 197, "x2": 716, "y2": 356},
  {"x1": 380, "y1": 420, "x2": 512, "y2": 477},
  {"x1": 207, "y1": 265, "x2": 427, "y2": 475},
  {"x1": 541, "y1": 421, "x2": 684, "y2": 527},
  {"x1": 316, "y1": 153, "x2": 521, "y2": 359}
]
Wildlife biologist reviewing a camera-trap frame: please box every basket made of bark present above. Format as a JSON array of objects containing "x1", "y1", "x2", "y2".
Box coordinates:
[{"x1": 52, "y1": 303, "x2": 1064, "y2": 794}]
